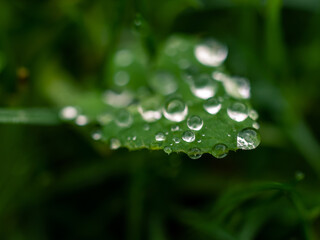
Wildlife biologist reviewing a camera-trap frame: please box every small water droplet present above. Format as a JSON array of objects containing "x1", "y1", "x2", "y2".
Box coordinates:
[
  {"x1": 212, "y1": 144, "x2": 228, "y2": 158},
  {"x1": 227, "y1": 102, "x2": 248, "y2": 122},
  {"x1": 204, "y1": 97, "x2": 222, "y2": 115},
  {"x1": 114, "y1": 71, "x2": 130, "y2": 86},
  {"x1": 195, "y1": 39, "x2": 228, "y2": 67},
  {"x1": 60, "y1": 106, "x2": 78, "y2": 120},
  {"x1": 75, "y1": 115, "x2": 89, "y2": 126},
  {"x1": 187, "y1": 115, "x2": 203, "y2": 131},
  {"x1": 237, "y1": 128, "x2": 261, "y2": 150},
  {"x1": 173, "y1": 137, "x2": 180, "y2": 144},
  {"x1": 115, "y1": 109, "x2": 133, "y2": 128},
  {"x1": 171, "y1": 125, "x2": 180, "y2": 132},
  {"x1": 188, "y1": 148, "x2": 202, "y2": 159},
  {"x1": 197, "y1": 140, "x2": 202, "y2": 143},
  {"x1": 216, "y1": 73, "x2": 251, "y2": 99},
  {"x1": 138, "y1": 105, "x2": 161, "y2": 122},
  {"x1": 132, "y1": 136, "x2": 137, "y2": 141},
  {"x1": 103, "y1": 90, "x2": 133, "y2": 108},
  {"x1": 249, "y1": 110, "x2": 259, "y2": 120},
  {"x1": 163, "y1": 98, "x2": 188, "y2": 122},
  {"x1": 182, "y1": 131, "x2": 195, "y2": 142},
  {"x1": 164, "y1": 146, "x2": 172, "y2": 154},
  {"x1": 202, "y1": 134, "x2": 205, "y2": 137},
  {"x1": 252, "y1": 122, "x2": 260, "y2": 129},
  {"x1": 92, "y1": 131, "x2": 102, "y2": 141},
  {"x1": 190, "y1": 74, "x2": 216, "y2": 99},
  {"x1": 150, "y1": 71, "x2": 178, "y2": 95},
  {"x1": 110, "y1": 138, "x2": 121, "y2": 149},
  {"x1": 155, "y1": 132, "x2": 166, "y2": 141}
]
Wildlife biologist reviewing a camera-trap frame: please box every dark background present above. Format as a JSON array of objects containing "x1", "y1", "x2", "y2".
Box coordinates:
[{"x1": 0, "y1": 0, "x2": 320, "y2": 239}]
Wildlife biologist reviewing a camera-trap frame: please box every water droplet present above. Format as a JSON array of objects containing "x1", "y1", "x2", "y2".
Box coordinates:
[
  {"x1": 197, "y1": 140, "x2": 202, "y2": 143},
  {"x1": 237, "y1": 128, "x2": 261, "y2": 150},
  {"x1": 164, "y1": 146, "x2": 172, "y2": 154},
  {"x1": 182, "y1": 131, "x2": 195, "y2": 142},
  {"x1": 92, "y1": 131, "x2": 102, "y2": 141},
  {"x1": 252, "y1": 122, "x2": 260, "y2": 129},
  {"x1": 114, "y1": 49, "x2": 133, "y2": 67},
  {"x1": 138, "y1": 106, "x2": 161, "y2": 122},
  {"x1": 155, "y1": 132, "x2": 166, "y2": 141},
  {"x1": 132, "y1": 136, "x2": 137, "y2": 141},
  {"x1": 222, "y1": 76, "x2": 251, "y2": 99},
  {"x1": 173, "y1": 137, "x2": 180, "y2": 144},
  {"x1": 60, "y1": 106, "x2": 78, "y2": 120},
  {"x1": 188, "y1": 148, "x2": 202, "y2": 159},
  {"x1": 227, "y1": 102, "x2": 248, "y2": 122},
  {"x1": 150, "y1": 72, "x2": 177, "y2": 95},
  {"x1": 114, "y1": 71, "x2": 130, "y2": 86},
  {"x1": 195, "y1": 39, "x2": 228, "y2": 67},
  {"x1": 204, "y1": 97, "x2": 222, "y2": 115},
  {"x1": 115, "y1": 109, "x2": 133, "y2": 128},
  {"x1": 110, "y1": 138, "x2": 121, "y2": 149},
  {"x1": 212, "y1": 144, "x2": 228, "y2": 158},
  {"x1": 103, "y1": 90, "x2": 133, "y2": 108},
  {"x1": 163, "y1": 98, "x2": 188, "y2": 122},
  {"x1": 171, "y1": 125, "x2": 180, "y2": 132},
  {"x1": 75, "y1": 115, "x2": 89, "y2": 126},
  {"x1": 190, "y1": 74, "x2": 216, "y2": 99},
  {"x1": 143, "y1": 124, "x2": 150, "y2": 131},
  {"x1": 202, "y1": 134, "x2": 205, "y2": 137},
  {"x1": 249, "y1": 110, "x2": 259, "y2": 120},
  {"x1": 187, "y1": 115, "x2": 203, "y2": 131}
]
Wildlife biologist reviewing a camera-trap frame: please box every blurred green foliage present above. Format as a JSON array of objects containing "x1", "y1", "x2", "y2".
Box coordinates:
[{"x1": 0, "y1": 0, "x2": 320, "y2": 239}]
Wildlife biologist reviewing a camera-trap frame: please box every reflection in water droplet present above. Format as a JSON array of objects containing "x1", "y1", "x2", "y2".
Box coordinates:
[
  {"x1": 114, "y1": 71, "x2": 130, "y2": 86},
  {"x1": 150, "y1": 72, "x2": 178, "y2": 95},
  {"x1": 227, "y1": 102, "x2": 248, "y2": 122},
  {"x1": 155, "y1": 132, "x2": 166, "y2": 141},
  {"x1": 187, "y1": 115, "x2": 203, "y2": 131},
  {"x1": 115, "y1": 110, "x2": 133, "y2": 128},
  {"x1": 182, "y1": 131, "x2": 195, "y2": 142},
  {"x1": 171, "y1": 125, "x2": 180, "y2": 132},
  {"x1": 195, "y1": 39, "x2": 228, "y2": 67},
  {"x1": 60, "y1": 106, "x2": 78, "y2": 120},
  {"x1": 173, "y1": 137, "x2": 180, "y2": 144},
  {"x1": 103, "y1": 90, "x2": 133, "y2": 108},
  {"x1": 114, "y1": 49, "x2": 133, "y2": 67},
  {"x1": 237, "y1": 128, "x2": 261, "y2": 150},
  {"x1": 212, "y1": 144, "x2": 228, "y2": 158},
  {"x1": 203, "y1": 97, "x2": 222, "y2": 115},
  {"x1": 164, "y1": 146, "x2": 172, "y2": 154},
  {"x1": 188, "y1": 148, "x2": 202, "y2": 159},
  {"x1": 110, "y1": 138, "x2": 121, "y2": 149},
  {"x1": 75, "y1": 115, "x2": 89, "y2": 126},
  {"x1": 163, "y1": 98, "x2": 188, "y2": 122},
  {"x1": 190, "y1": 74, "x2": 216, "y2": 99},
  {"x1": 249, "y1": 110, "x2": 259, "y2": 120}
]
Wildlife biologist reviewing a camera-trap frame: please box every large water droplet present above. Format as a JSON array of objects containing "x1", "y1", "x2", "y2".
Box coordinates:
[
  {"x1": 190, "y1": 74, "x2": 216, "y2": 99},
  {"x1": 60, "y1": 106, "x2": 78, "y2": 120},
  {"x1": 155, "y1": 132, "x2": 166, "y2": 141},
  {"x1": 110, "y1": 138, "x2": 121, "y2": 149},
  {"x1": 195, "y1": 39, "x2": 228, "y2": 67},
  {"x1": 237, "y1": 128, "x2": 261, "y2": 150},
  {"x1": 188, "y1": 147, "x2": 202, "y2": 159},
  {"x1": 182, "y1": 130, "x2": 195, "y2": 142},
  {"x1": 103, "y1": 90, "x2": 133, "y2": 108},
  {"x1": 164, "y1": 146, "x2": 172, "y2": 154},
  {"x1": 150, "y1": 71, "x2": 178, "y2": 95},
  {"x1": 187, "y1": 115, "x2": 203, "y2": 131},
  {"x1": 114, "y1": 49, "x2": 133, "y2": 67},
  {"x1": 163, "y1": 98, "x2": 188, "y2": 122},
  {"x1": 212, "y1": 144, "x2": 228, "y2": 158},
  {"x1": 227, "y1": 102, "x2": 248, "y2": 122},
  {"x1": 115, "y1": 109, "x2": 133, "y2": 128},
  {"x1": 203, "y1": 97, "x2": 222, "y2": 115}
]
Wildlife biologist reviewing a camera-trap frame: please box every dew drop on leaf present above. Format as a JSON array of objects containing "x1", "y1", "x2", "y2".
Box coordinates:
[
  {"x1": 173, "y1": 137, "x2": 180, "y2": 144},
  {"x1": 189, "y1": 74, "x2": 216, "y2": 99},
  {"x1": 182, "y1": 130, "x2": 195, "y2": 142},
  {"x1": 188, "y1": 147, "x2": 202, "y2": 159},
  {"x1": 171, "y1": 125, "x2": 180, "y2": 132},
  {"x1": 115, "y1": 109, "x2": 133, "y2": 128},
  {"x1": 155, "y1": 132, "x2": 166, "y2": 141},
  {"x1": 203, "y1": 97, "x2": 222, "y2": 115},
  {"x1": 227, "y1": 102, "x2": 248, "y2": 122},
  {"x1": 110, "y1": 138, "x2": 121, "y2": 149},
  {"x1": 163, "y1": 98, "x2": 188, "y2": 122},
  {"x1": 237, "y1": 128, "x2": 261, "y2": 150},
  {"x1": 212, "y1": 143, "x2": 228, "y2": 158},
  {"x1": 75, "y1": 115, "x2": 89, "y2": 126},
  {"x1": 60, "y1": 106, "x2": 78, "y2": 120},
  {"x1": 164, "y1": 146, "x2": 172, "y2": 154},
  {"x1": 187, "y1": 115, "x2": 203, "y2": 131},
  {"x1": 195, "y1": 39, "x2": 228, "y2": 67}
]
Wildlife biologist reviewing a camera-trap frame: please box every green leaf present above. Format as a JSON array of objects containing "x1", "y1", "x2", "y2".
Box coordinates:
[{"x1": 37, "y1": 35, "x2": 260, "y2": 159}]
